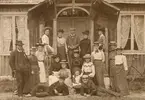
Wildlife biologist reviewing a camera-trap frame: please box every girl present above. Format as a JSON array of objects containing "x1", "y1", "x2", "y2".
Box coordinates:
[
  {"x1": 91, "y1": 42, "x2": 105, "y2": 88},
  {"x1": 114, "y1": 47, "x2": 129, "y2": 96},
  {"x1": 35, "y1": 43, "x2": 47, "y2": 83},
  {"x1": 81, "y1": 54, "x2": 95, "y2": 78},
  {"x1": 57, "y1": 29, "x2": 67, "y2": 60}
]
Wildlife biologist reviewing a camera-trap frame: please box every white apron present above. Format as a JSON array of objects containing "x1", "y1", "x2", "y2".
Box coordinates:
[{"x1": 38, "y1": 61, "x2": 47, "y2": 83}]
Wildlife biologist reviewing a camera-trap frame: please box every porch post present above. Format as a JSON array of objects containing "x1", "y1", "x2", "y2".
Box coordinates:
[
  {"x1": 90, "y1": 19, "x2": 94, "y2": 51},
  {"x1": 39, "y1": 16, "x2": 44, "y2": 38},
  {"x1": 105, "y1": 28, "x2": 109, "y2": 75},
  {"x1": 53, "y1": 18, "x2": 57, "y2": 54}
]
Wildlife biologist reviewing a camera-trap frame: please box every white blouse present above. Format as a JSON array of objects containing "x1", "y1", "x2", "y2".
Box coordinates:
[
  {"x1": 35, "y1": 51, "x2": 45, "y2": 61},
  {"x1": 42, "y1": 34, "x2": 49, "y2": 45},
  {"x1": 115, "y1": 55, "x2": 128, "y2": 71},
  {"x1": 81, "y1": 62, "x2": 95, "y2": 77},
  {"x1": 91, "y1": 50, "x2": 105, "y2": 62}
]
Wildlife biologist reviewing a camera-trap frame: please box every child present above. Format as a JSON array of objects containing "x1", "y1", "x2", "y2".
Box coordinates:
[
  {"x1": 28, "y1": 47, "x2": 40, "y2": 92},
  {"x1": 91, "y1": 41, "x2": 105, "y2": 88},
  {"x1": 114, "y1": 47, "x2": 129, "y2": 96},
  {"x1": 72, "y1": 68, "x2": 81, "y2": 93},
  {"x1": 72, "y1": 49, "x2": 82, "y2": 73},
  {"x1": 80, "y1": 30, "x2": 91, "y2": 58},
  {"x1": 57, "y1": 29, "x2": 67, "y2": 60},
  {"x1": 81, "y1": 54, "x2": 95, "y2": 78},
  {"x1": 35, "y1": 43, "x2": 47, "y2": 83},
  {"x1": 49, "y1": 76, "x2": 69, "y2": 96}
]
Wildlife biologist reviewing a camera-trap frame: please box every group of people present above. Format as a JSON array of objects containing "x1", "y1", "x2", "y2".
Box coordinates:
[{"x1": 9, "y1": 27, "x2": 129, "y2": 98}]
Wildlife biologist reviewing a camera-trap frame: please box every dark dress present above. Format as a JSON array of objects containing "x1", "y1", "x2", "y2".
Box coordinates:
[
  {"x1": 49, "y1": 81, "x2": 69, "y2": 96},
  {"x1": 80, "y1": 38, "x2": 91, "y2": 58},
  {"x1": 28, "y1": 55, "x2": 40, "y2": 91},
  {"x1": 72, "y1": 57, "x2": 82, "y2": 73},
  {"x1": 51, "y1": 61, "x2": 61, "y2": 72}
]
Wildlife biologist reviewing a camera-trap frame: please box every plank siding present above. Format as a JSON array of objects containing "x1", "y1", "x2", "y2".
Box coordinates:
[{"x1": 0, "y1": 56, "x2": 11, "y2": 76}]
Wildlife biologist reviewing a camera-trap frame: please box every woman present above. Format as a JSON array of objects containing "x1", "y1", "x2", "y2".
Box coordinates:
[
  {"x1": 91, "y1": 41, "x2": 105, "y2": 88},
  {"x1": 35, "y1": 43, "x2": 47, "y2": 83},
  {"x1": 57, "y1": 29, "x2": 67, "y2": 60},
  {"x1": 114, "y1": 47, "x2": 129, "y2": 96}
]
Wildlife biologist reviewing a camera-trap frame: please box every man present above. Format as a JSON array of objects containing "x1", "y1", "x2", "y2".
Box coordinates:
[
  {"x1": 9, "y1": 40, "x2": 31, "y2": 98},
  {"x1": 66, "y1": 28, "x2": 80, "y2": 67},
  {"x1": 97, "y1": 28, "x2": 105, "y2": 50}
]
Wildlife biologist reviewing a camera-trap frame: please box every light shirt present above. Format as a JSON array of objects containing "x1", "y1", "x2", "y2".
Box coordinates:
[
  {"x1": 73, "y1": 75, "x2": 81, "y2": 84},
  {"x1": 42, "y1": 34, "x2": 49, "y2": 45},
  {"x1": 115, "y1": 55, "x2": 128, "y2": 71},
  {"x1": 81, "y1": 62, "x2": 95, "y2": 77},
  {"x1": 57, "y1": 37, "x2": 67, "y2": 51},
  {"x1": 35, "y1": 51, "x2": 45, "y2": 61},
  {"x1": 91, "y1": 50, "x2": 105, "y2": 62},
  {"x1": 98, "y1": 34, "x2": 105, "y2": 46}
]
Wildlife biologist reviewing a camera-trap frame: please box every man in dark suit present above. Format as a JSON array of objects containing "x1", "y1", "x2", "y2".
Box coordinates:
[{"x1": 9, "y1": 40, "x2": 31, "y2": 98}]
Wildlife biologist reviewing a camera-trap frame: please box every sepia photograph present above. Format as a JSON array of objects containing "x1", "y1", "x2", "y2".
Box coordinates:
[{"x1": 0, "y1": 0, "x2": 145, "y2": 100}]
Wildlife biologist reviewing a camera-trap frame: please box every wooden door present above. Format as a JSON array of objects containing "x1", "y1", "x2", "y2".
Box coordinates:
[{"x1": 57, "y1": 17, "x2": 90, "y2": 40}]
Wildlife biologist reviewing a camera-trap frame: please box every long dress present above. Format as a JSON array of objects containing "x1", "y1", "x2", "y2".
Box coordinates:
[
  {"x1": 91, "y1": 50, "x2": 105, "y2": 88},
  {"x1": 28, "y1": 55, "x2": 40, "y2": 91},
  {"x1": 114, "y1": 55, "x2": 129, "y2": 96},
  {"x1": 35, "y1": 51, "x2": 47, "y2": 83},
  {"x1": 57, "y1": 37, "x2": 67, "y2": 60}
]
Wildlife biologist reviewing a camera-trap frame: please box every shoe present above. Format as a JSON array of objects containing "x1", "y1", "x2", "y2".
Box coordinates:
[{"x1": 25, "y1": 94, "x2": 31, "y2": 97}]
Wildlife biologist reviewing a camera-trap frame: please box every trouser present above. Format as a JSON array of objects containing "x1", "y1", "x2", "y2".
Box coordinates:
[{"x1": 16, "y1": 70, "x2": 30, "y2": 96}]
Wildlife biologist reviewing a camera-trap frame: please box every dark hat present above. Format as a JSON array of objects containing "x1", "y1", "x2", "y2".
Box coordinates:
[
  {"x1": 82, "y1": 30, "x2": 89, "y2": 35},
  {"x1": 58, "y1": 29, "x2": 64, "y2": 33},
  {"x1": 52, "y1": 54, "x2": 60, "y2": 59},
  {"x1": 97, "y1": 28, "x2": 105, "y2": 32},
  {"x1": 60, "y1": 60, "x2": 68, "y2": 64},
  {"x1": 15, "y1": 40, "x2": 24, "y2": 46},
  {"x1": 83, "y1": 54, "x2": 91, "y2": 59},
  {"x1": 44, "y1": 27, "x2": 52, "y2": 32},
  {"x1": 73, "y1": 49, "x2": 79, "y2": 53},
  {"x1": 30, "y1": 47, "x2": 36, "y2": 51},
  {"x1": 36, "y1": 43, "x2": 45, "y2": 47}
]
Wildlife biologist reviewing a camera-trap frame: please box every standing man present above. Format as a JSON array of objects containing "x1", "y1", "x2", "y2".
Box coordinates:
[
  {"x1": 97, "y1": 28, "x2": 105, "y2": 50},
  {"x1": 66, "y1": 28, "x2": 80, "y2": 68},
  {"x1": 9, "y1": 40, "x2": 31, "y2": 98}
]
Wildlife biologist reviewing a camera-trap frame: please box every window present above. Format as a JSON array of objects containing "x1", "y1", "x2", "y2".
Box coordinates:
[
  {"x1": 117, "y1": 13, "x2": 145, "y2": 52},
  {"x1": 0, "y1": 14, "x2": 29, "y2": 55}
]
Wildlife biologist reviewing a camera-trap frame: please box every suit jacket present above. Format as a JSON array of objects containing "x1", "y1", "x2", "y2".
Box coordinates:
[{"x1": 9, "y1": 49, "x2": 31, "y2": 71}]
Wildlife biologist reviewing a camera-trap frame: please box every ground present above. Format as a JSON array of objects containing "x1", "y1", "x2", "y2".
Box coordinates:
[{"x1": 0, "y1": 92, "x2": 145, "y2": 100}]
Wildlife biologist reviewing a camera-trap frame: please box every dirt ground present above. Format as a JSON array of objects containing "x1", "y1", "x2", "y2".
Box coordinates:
[{"x1": 0, "y1": 92, "x2": 145, "y2": 100}]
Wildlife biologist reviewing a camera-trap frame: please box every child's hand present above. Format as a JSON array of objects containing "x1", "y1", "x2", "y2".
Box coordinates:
[
  {"x1": 89, "y1": 73, "x2": 94, "y2": 77},
  {"x1": 58, "y1": 93, "x2": 63, "y2": 96},
  {"x1": 86, "y1": 94, "x2": 91, "y2": 97}
]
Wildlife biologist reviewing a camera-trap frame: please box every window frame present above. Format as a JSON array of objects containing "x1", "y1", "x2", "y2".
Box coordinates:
[
  {"x1": 0, "y1": 12, "x2": 29, "y2": 55},
  {"x1": 117, "y1": 11, "x2": 145, "y2": 54}
]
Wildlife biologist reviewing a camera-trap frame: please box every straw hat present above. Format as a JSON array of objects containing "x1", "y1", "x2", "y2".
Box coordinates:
[{"x1": 83, "y1": 54, "x2": 91, "y2": 59}]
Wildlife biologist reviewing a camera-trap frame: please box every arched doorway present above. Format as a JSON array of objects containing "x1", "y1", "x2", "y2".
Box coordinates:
[{"x1": 53, "y1": 7, "x2": 94, "y2": 53}]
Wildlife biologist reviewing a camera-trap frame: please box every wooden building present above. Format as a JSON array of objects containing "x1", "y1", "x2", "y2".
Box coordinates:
[{"x1": 0, "y1": 0, "x2": 145, "y2": 79}]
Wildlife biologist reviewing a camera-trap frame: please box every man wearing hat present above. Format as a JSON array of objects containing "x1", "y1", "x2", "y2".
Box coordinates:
[
  {"x1": 80, "y1": 30, "x2": 91, "y2": 58},
  {"x1": 66, "y1": 28, "x2": 80, "y2": 68},
  {"x1": 97, "y1": 28, "x2": 105, "y2": 50},
  {"x1": 9, "y1": 40, "x2": 31, "y2": 98}
]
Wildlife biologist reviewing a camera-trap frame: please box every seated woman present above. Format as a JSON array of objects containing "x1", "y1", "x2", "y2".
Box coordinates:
[{"x1": 81, "y1": 54, "x2": 95, "y2": 78}]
